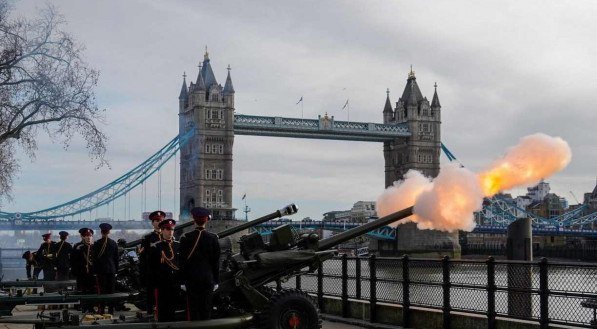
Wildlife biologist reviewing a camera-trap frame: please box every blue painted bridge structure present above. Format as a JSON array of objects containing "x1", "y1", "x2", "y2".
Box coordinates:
[
  {"x1": 0, "y1": 114, "x2": 596, "y2": 237},
  {"x1": 250, "y1": 219, "x2": 597, "y2": 240},
  {"x1": 234, "y1": 114, "x2": 410, "y2": 142}
]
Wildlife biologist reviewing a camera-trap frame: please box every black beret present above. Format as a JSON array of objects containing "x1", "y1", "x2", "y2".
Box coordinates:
[
  {"x1": 158, "y1": 219, "x2": 176, "y2": 229},
  {"x1": 22, "y1": 251, "x2": 31, "y2": 259},
  {"x1": 59, "y1": 231, "x2": 69, "y2": 237},
  {"x1": 79, "y1": 228, "x2": 94, "y2": 236},
  {"x1": 149, "y1": 210, "x2": 166, "y2": 221},
  {"x1": 99, "y1": 223, "x2": 112, "y2": 231},
  {"x1": 42, "y1": 233, "x2": 51, "y2": 239},
  {"x1": 191, "y1": 207, "x2": 210, "y2": 219}
]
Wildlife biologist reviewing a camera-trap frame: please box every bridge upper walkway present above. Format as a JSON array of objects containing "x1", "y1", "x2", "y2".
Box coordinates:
[{"x1": 233, "y1": 114, "x2": 409, "y2": 142}]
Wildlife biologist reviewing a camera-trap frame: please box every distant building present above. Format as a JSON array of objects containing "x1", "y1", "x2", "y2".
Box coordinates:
[
  {"x1": 350, "y1": 201, "x2": 377, "y2": 222},
  {"x1": 323, "y1": 210, "x2": 351, "y2": 222},
  {"x1": 324, "y1": 201, "x2": 377, "y2": 223},
  {"x1": 527, "y1": 180, "x2": 550, "y2": 202},
  {"x1": 528, "y1": 193, "x2": 567, "y2": 219},
  {"x1": 583, "y1": 182, "x2": 597, "y2": 213}
]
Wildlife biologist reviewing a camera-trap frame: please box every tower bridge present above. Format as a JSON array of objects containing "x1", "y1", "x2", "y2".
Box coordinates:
[{"x1": 178, "y1": 51, "x2": 447, "y2": 256}]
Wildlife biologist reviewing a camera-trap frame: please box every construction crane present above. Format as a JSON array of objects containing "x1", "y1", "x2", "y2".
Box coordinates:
[{"x1": 569, "y1": 191, "x2": 580, "y2": 205}]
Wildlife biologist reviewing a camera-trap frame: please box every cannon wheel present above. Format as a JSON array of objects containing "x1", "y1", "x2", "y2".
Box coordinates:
[{"x1": 259, "y1": 289, "x2": 322, "y2": 329}]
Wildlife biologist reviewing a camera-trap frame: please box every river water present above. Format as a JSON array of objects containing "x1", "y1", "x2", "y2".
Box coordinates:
[{"x1": 280, "y1": 259, "x2": 597, "y2": 326}]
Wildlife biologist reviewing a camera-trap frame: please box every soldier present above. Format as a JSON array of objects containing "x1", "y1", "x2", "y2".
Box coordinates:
[
  {"x1": 139, "y1": 210, "x2": 165, "y2": 314},
  {"x1": 71, "y1": 229, "x2": 95, "y2": 290},
  {"x1": 180, "y1": 207, "x2": 221, "y2": 321},
  {"x1": 92, "y1": 223, "x2": 119, "y2": 314},
  {"x1": 22, "y1": 251, "x2": 41, "y2": 280},
  {"x1": 36, "y1": 233, "x2": 56, "y2": 280},
  {"x1": 71, "y1": 228, "x2": 95, "y2": 312},
  {"x1": 149, "y1": 219, "x2": 180, "y2": 322},
  {"x1": 55, "y1": 231, "x2": 73, "y2": 281}
]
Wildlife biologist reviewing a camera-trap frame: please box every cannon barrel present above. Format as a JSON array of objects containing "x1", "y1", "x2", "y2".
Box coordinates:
[
  {"x1": 317, "y1": 206, "x2": 413, "y2": 251},
  {"x1": 125, "y1": 204, "x2": 298, "y2": 247},
  {"x1": 218, "y1": 204, "x2": 298, "y2": 238}
]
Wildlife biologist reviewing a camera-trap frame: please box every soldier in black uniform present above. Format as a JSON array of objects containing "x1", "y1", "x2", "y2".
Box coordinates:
[
  {"x1": 139, "y1": 210, "x2": 165, "y2": 314},
  {"x1": 71, "y1": 228, "x2": 95, "y2": 312},
  {"x1": 54, "y1": 231, "x2": 73, "y2": 281},
  {"x1": 36, "y1": 233, "x2": 56, "y2": 280},
  {"x1": 22, "y1": 251, "x2": 41, "y2": 280},
  {"x1": 149, "y1": 219, "x2": 180, "y2": 322},
  {"x1": 180, "y1": 207, "x2": 221, "y2": 321},
  {"x1": 92, "y1": 223, "x2": 119, "y2": 314}
]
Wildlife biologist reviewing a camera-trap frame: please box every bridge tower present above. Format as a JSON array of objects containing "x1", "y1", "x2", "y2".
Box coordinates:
[
  {"x1": 379, "y1": 68, "x2": 460, "y2": 257},
  {"x1": 178, "y1": 49, "x2": 237, "y2": 221}
]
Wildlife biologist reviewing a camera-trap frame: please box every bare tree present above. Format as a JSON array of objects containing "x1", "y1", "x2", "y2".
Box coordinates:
[{"x1": 0, "y1": 1, "x2": 106, "y2": 202}]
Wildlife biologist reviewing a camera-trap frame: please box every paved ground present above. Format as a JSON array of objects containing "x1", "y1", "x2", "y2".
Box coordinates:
[
  {"x1": 0, "y1": 305, "x2": 369, "y2": 329},
  {"x1": 322, "y1": 320, "x2": 366, "y2": 328},
  {"x1": 0, "y1": 322, "x2": 366, "y2": 329}
]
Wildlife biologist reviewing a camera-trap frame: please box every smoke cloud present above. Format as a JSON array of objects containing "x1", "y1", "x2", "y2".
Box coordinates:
[
  {"x1": 377, "y1": 133, "x2": 572, "y2": 232},
  {"x1": 478, "y1": 133, "x2": 572, "y2": 197}
]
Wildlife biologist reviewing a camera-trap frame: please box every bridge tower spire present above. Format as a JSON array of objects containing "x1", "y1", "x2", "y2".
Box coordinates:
[
  {"x1": 223, "y1": 65, "x2": 235, "y2": 108},
  {"x1": 383, "y1": 88, "x2": 394, "y2": 124},
  {"x1": 179, "y1": 72, "x2": 188, "y2": 110},
  {"x1": 178, "y1": 49, "x2": 236, "y2": 221}
]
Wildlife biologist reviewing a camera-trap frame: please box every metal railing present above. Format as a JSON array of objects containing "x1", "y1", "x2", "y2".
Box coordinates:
[{"x1": 281, "y1": 255, "x2": 597, "y2": 328}]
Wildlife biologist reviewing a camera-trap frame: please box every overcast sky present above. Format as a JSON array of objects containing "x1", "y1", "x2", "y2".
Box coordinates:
[{"x1": 5, "y1": 0, "x2": 597, "y2": 221}]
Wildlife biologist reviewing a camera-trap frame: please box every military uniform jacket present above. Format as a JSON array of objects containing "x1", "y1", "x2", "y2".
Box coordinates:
[
  {"x1": 54, "y1": 240, "x2": 72, "y2": 271},
  {"x1": 149, "y1": 239, "x2": 180, "y2": 286},
  {"x1": 140, "y1": 231, "x2": 161, "y2": 262},
  {"x1": 36, "y1": 242, "x2": 56, "y2": 269},
  {"x1": 140, "y1": 230, "x2": 161, "y2": 282},
  {"x1": 179, "y1": 228, "x2": 221, "y2": 288},
  {"x1": 91, "y1": 237, "x2": 119, "y2": 275},
  {"x1": 71, "y1": 242, "x2": 93, "y2": 276}
]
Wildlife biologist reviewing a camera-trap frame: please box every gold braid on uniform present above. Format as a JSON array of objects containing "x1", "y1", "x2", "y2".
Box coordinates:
[
  {"x1": 160, "y1": 240, "x2": 179, "y2": 270},
  {"x1": 186, "y1": 230, "x2": 203, "y2": 261},
  {"x1": 56, "y1": 241, "x2": 64, "y2": 256},
  {"x1": 98, "y1": 236, "x2": 108, "y2": 257},
  {"x1": 85, "y1": 244, "x2": 92, "y2": 274}
]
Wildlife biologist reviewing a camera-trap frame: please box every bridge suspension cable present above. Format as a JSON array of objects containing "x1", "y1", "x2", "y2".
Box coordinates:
[{"x1": 0, "y1": 130, "x2": 194, "y2": 221}]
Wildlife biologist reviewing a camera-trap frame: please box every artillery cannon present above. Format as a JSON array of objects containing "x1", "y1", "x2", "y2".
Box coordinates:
[
  {"x1": 121, "y1": 204, "x2": 413, "y2": 328},
  {"x1": 0, "y1": 204, "x2": 414, "y2": 329}
]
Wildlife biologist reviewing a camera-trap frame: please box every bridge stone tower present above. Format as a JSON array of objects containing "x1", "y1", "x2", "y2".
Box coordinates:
[
  {"x1": 380, "y1": 68, "x2": 460, "y2": 258},
  {"x1": 178, "y1": 50, "x2": 237, "y2": 221}
]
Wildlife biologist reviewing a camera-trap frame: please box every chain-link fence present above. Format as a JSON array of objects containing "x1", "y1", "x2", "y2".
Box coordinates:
[{"x1": 289, "y1": 255, "x2": 597, "y2": 328}]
